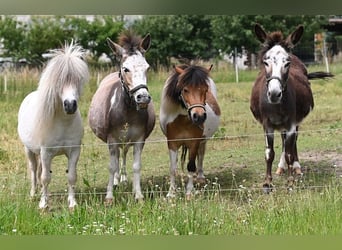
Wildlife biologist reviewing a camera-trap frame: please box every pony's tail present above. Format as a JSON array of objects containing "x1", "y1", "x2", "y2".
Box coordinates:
[{"x1": 308, "y1": 71, "x2": 334, "y2": 80}]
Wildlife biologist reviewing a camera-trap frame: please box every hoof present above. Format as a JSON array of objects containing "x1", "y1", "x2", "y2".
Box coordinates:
[
  {"x1": 275, "y1": 167, "x2": 285, "y2": 175},
  {"x1": 262, "y1": 183, "x2": 273, "y2": 194},
  {"x1": 287, "y1": 176, "x2": 295, "y2": 186},
  {"x1": 104, "y1": 198, "x2": 113, "y2": 206},
  {"x1": 196, "y1": 176, "x2": 206, "y2": 184},
  {"x1": 294, "y1": 167, "x2": 302, "y2": 176},
  {"x1": 136, "y1": 198, "x2": 144, "y2": 204},
  {"x1": 185, "y1": 193, "x2": 192, "y2": 201}
]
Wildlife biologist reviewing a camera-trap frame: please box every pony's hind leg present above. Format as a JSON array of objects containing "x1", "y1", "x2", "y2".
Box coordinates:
[
  {"x1": 284, "y1": 126, "x2": 300, "y2": 188},
  {"x1": 25, "y1": 147, "x2": 39, "y2": 198},
  {"x1": 292, "y1": 126, "x2": 302, "y2": 176},
  {"x1": 185, "y1": 145, "x2": 199, "y2": 199},
  {"x1": 276, "y1": 132, "x2": 286, "y2": 175},
  {"x1": 120, "y1": 145, "x2": 129, "y2": 183},
  {"x1": 196, "y1": 141, "x2": 207, "y2": 184},
  {"x1": 66, "y1": 147, "x2": 80, "y2": 209}
]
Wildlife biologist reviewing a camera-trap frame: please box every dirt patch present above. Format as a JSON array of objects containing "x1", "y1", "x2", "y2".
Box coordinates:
[{"x1": 300, "y1": 150, "x2": 342, "y2": 177}]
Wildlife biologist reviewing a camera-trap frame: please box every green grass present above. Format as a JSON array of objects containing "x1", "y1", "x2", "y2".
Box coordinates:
[{"x1": 0, "y1": 62, "x2": 341, "y2": 235}]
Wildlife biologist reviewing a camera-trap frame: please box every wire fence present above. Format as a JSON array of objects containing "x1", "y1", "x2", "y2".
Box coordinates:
[{"x1": 0, "y1": 126, "x2": 341, "y2": 199}]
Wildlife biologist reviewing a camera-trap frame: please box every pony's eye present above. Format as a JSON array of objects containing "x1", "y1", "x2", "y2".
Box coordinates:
[
  {"x1": 183, "y1": 88, "x2": 189, "y2": 93},
  {"x1": 263, "y1": 60, "x2": 269, "y2": 67},
  {"x1": 122, "y1": 67, "x2": 130, "y2": 73},
  {"x1": 284, "y1": 62, "x2": 290, "y2": 68}
]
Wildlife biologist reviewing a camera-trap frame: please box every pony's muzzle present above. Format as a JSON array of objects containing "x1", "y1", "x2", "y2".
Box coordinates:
[
  {"x1": 135, "y1": 93, "x2": 151, "y2": 109},
  {"x1": 63, "y1": 100, "x2": 78, "y2": 114},
  {"x1": 190, "y1": 108, "x2": 207, "y2": 125},
  {"x1": 267, "y1": 90, "x2": 282, "y2": 104}
]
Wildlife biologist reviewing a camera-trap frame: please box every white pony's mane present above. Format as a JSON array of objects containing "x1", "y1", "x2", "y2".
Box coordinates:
[{"x1": 35, "y1": 41, "x2": 89, "y2": 139}]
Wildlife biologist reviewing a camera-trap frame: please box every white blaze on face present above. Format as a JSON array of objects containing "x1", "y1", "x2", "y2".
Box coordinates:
[
  {"x1": 62, "y1": 84, "x2": 78, "y2": 103},
  {"x1": 122, "y1": 51, "x2": 150, "y2": 99},
  {"x1": 264, "y1": 45, "x2": 290, "y2": 104}
]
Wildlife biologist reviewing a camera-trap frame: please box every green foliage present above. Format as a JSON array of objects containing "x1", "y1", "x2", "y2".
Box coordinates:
[
  {"x1": 132, "y1": 15, "x2": 216, "y2": 69},
  {"x1": 211, "y1": 15, "x2": 329, "y2": 55},
  {"x1": 0, "y1": 16, "x2": 124, "y2": 66},
  {"x1": 0, "y1": 16, "x2": 27, "y2": 61},
  {"x1": 0, "y1": 15, "x2": 331, "y2": 68},
  {"x1": 65, "y1": 16, "x2": 124, "y2": 63}
]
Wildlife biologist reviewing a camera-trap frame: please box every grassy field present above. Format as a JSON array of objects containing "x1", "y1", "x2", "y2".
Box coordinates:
[{"x1": 0, "y1": 62, "x2": 341, "y2": 235}]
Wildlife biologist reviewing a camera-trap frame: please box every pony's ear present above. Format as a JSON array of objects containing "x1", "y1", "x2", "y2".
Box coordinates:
[
  {"x1": 208, "y1": 64, "x2": 213, "y2": 72},
  {"x1": 140, "y1": 33, "x2": 151, "y2": 53},
  {"x1": 106, "y1": 37, "x2": 125, "y2": 57},
  {"x1": 254, "y1": 23, "x2": 268, "y2": 43},
  {"x1": 286, "y1": 25, "x2": 304, "y2": 48},
  {"x1": 174, "y1": 65, "x2": 184, "y2": 74}
]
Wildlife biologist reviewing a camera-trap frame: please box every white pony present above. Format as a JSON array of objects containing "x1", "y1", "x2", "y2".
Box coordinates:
[{"x1": 17, "y1": 42, "x2": 89, "y2": 209}]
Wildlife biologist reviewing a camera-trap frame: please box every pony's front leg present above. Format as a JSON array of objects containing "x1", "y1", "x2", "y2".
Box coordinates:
[
  {"x1": 25, "y1": 147, "x2": 39, "y2": 197},
  {"x1": 39, "y1": 148, "x2": 53, "y2": 209},
  {"x1": 66, "y1": 147, "x2": 80, "y2": 209},
  {"x1": 167, "y1": 149, "x2": 178, "y2": 198},
  {"x1": 106, "y1": 143, "x2": 120, "y2": 203},
  {"x1": 132, "y1": 142, "x2": 144, "y2": 200},
  {"x1": 264, "y1": 127, "x2": 275, "y2": 193}
]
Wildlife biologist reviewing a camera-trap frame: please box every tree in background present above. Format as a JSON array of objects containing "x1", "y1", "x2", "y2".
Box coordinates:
[
  {"x1": 211, "y1": 15, "x2": 328, "y2": 63},
  {"x1": 0, "y1": 15, "x2": 330, "y2": 68},
  {"x1": 0, "y1": 15, "x2": 124, "y2": 67},
  {"x1": 0, "y1": 16, "x2": 27, "y2": 62},
  {"x1": 132, "y1": 15, "x2": 215, "y2": 69},
  {"x1": 65, "y1": 16, "x2": 124, "y2": 65}
]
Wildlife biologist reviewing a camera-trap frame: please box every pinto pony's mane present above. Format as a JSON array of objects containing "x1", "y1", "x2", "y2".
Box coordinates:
[
  {"x1": 165, "y1": 64, "x2": 210, "y2": 105},
  {"x1": 118, "y1": 30, "x2": 144, "y2": 55},
  {"x1": 34, "y1": 41, "x2": 89, "y2": 140}
]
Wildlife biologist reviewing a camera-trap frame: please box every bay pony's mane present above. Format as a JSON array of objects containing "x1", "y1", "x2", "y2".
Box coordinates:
[{"x1": 165, "y1": 64, "x2": 210, "y2": 105}]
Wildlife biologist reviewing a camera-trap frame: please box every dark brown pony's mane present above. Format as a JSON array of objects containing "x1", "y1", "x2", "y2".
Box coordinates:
[
  {"x1": 165, "y1": 64, "x2": 209, "y2": 104},
  {"x1": 258, "y1": 31, "x2": 292, "y2": 64},
  {"x1": 118, "y1": 29, "x2": 143, "y2": 55}
]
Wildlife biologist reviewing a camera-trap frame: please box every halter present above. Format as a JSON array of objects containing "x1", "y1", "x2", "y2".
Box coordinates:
[
  {"x1": 266, "y1": 75, "x2": 287, "y2": 92},
  {"x1": 179, "y1": 92, "x2": 206, "y2": 115},
  {"x1": 119, "y1": 70, "x2": 149, "y2": 104}
]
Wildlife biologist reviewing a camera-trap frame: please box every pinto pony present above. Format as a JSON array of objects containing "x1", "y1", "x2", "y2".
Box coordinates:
[
  {"x1": 88, "y1": 30, "x2": 155, "y2": 203},
  {"x1": 160, "y1": 64, "x2": 221, "y2": 198},
  {"x1": 17, "y1": 42, "x2": 89, "y2": 209},
  {"x1": 250, "y1": 24, "x2": 333, "y2": 192}
]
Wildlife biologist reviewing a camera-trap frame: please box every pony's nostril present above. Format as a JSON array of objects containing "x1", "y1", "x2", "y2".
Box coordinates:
[
  {"x1": 71, "y1": 100, "x2": 77, "y2": 108},
  {"x1": 277, "y1": 92, "x2": 282, "y2": 98}
]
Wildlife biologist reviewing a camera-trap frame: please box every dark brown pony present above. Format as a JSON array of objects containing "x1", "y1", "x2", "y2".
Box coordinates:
[
  {"x1": 160, "y1": 64, "x2": 220, "y2": 198},
  {"x1": 250, "y1": 24, "x2": 333, "y2": 192}
]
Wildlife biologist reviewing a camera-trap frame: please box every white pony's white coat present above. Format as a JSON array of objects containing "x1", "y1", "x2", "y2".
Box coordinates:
[{"x1": 18, "y1": 41, "x2": 89, "y2": 209}]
